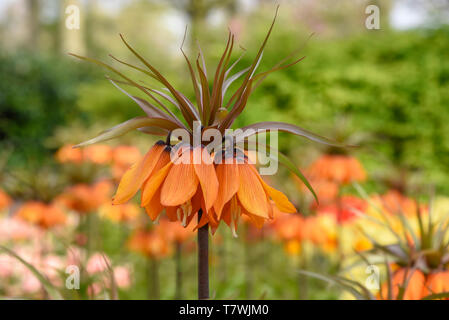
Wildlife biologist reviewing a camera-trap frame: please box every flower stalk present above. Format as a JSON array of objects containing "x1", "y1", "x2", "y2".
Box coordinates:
[
  {"x1": 197, "y1": 209, "x2": 209, "y2": 299},
  {"x1": 175, "y1": 241, "x2": 183, "y2": 300},
  {"x1": 148, "y1": 258, "x2": 160, "y2": 299}
]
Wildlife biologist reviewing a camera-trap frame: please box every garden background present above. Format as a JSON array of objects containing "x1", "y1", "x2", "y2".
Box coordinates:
[{"x1": 1, "y1": 0, "x2": 449, "y2": 300}]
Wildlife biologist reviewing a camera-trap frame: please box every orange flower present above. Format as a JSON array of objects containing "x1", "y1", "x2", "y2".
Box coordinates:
[
  {"x1": 16, "y1": 201, "x2": 67, "y2": 229},
  {"x1": 284, "y1": 240, "x2": 301, "y2": 256},
  {"x1": 112, "y1": 145, "x2": 142, "y2": 167},
  {"x1": 354, "y1": 237, "x2": 372, "y2": 252},
  {"x1": 272, "y1": 213, "x2": 304, "y2": 241},
  {"x1": 70, "y1": 10, "x2": 343, "y2": 241},
  {"x1": 0, "y1": 189, "x2": 12, "y2": 211},
  {"x1": 301, "y1": 215, "x2": 337, "y2": 252},
  {"x1": 150, "y1": 146, "x2": 219, "y2": 228},
  {"x1": 379, "y1": 268, "x2": 426, "y2": 300},
  {"x1": 210, "y1": 152, "x2": 296, "y2": 235},
  {"x1": 57, "y1": 180, "x2": 113, "y2": 214},
  {"x1": 112, "y1": 145, "x2": 142, "y2": 179},
  {"x1": 99, "y1": 202, "x2": 140, "y2": 223},
  {"x1": 307, "y1": 154, "x2": 366, "y2": 185},
  {"x1": 113, "y1": 143, "x2": 296, "y2": 234},
  {"x1": 55, "y1": 144, "x2": 83, "y2": 163},
  {"x1": 115, "y1": 143, "x2": 218, "y2": 230},
  {"x1": 297, "y1": 178, "x2": 339, "y2": 202},
  {"x1": 423, "y1": 271, "x2": 449, "y2": 299},
  {"x1": 315, "y1": 195, "x2": 367, "y2": 224},
  {"x1": 128, "y1": 229, "x2": 171, "y2": 259},
  {"x1": 56, "y1": 144, "x2": 113, "y2": 165},
  {"x1": 155, "y1": 218, "x2": 195, "y2": 243},
  {"x1": 377, "y1": 190, "x2": 420, "y2": 216},
  {"x1": 83, "y1": 144, "x2": 113, "y2": 164}
]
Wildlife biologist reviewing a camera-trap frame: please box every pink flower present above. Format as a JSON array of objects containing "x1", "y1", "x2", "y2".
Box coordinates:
[
  {"x1": 0, "y1": 254, "x2": 15, "y2": 277},
  {"x1": 86, "y1": 252, "x2": 110, "y2": 274},
  {"x1": 22, "y1": 270, "x2": 41, "y2": 294},
  {"x1": 88, "y1": 282, "x2": 103, "y2": 297},
  {"x1": 113, "y1": 266, "x2": 131, "y2": 289},
  {"x1": 66, "y1": 246, "x2": 85, "y2": 266},
  {"x1": 41, "y1": 255, "x2": 64, "y2": 284},
  {"x1": 0, "y1": 218, "x2": 39, "y2": 242}
]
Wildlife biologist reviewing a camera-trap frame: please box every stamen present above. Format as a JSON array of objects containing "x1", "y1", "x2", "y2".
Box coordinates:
[
  {"x1": 187, "y1": 202, "x2": 192, "y2": 216},
  {"x1": 180, "y1": 200, "x2": 191, "y2": 227},
  {"x1": 230, "y1": 198, "x2": 239, "y2": 238},
  {"x1": 231, "y1": 219, "x2": 238, "y2": 238},
  {"x1": 182, "y1": 209, "x2": 187, "y2": 227}
]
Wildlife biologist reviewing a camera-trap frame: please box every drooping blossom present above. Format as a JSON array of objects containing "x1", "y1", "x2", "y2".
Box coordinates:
[
  {"x1": 57, "y1": 180, "x2": 113, "y2": 214},
  {"x1": 16, "y1": 201, "x2": 67, "y2": 229},
  {"x1": 378, "y1": 268, "x2": 426, "y2": 300},
  {"x1": 307, "y1": 154, "x2": 366, "y2": 185},
  {"x1": 373, "y1": 189, "x2": 421, "y2": 216},
  {"x1": 83, "y1": 144, "x2": 113, "y2": 164},
  {"x1": 155, "y1": 218, "x2": 195, "y2": 244},
  {"x1": 423, "y1": 271, "x2": 449, "y2": 299},
  {"x1": 99, "y1": 202, "x2": 140, "y2": 223},
  {"x1": 0, "y1": 189, "x2": 12, "y2": 211},
  {"x1": 302, "y1": 215, "x2": 338, "y2": 253},
  {"x1": 128, "y1": 228, "x2": 172, "y2": 259},
  {"x1": 55, "y1": 144, "x2": 83, "y2": 163},
  {"x1": 70, "y1": 9, "x2": 343, "y2": 233},
  {"x1": 296, "y1": 177, "x2": 339, "y2": 202},
  {"x1": 314, "y1": 195, "x2": 367, "y2": 224},
  {"x1": 56, "y1": 144, "x2": 113, "y2": 165},
  {"x1": 111, "y1": 145, "x2": 142, "y2": 179}
]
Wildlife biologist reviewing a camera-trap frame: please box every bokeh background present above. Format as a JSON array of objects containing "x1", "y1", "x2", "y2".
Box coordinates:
[{"x1": 1, "y1": 0, "x2": 449, "y2": 300}]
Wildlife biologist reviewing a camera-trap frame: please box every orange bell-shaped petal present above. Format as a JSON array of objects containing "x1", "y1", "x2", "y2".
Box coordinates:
[
  {"x1": 214, "y1": 162, "x2": 239, "y2": 218},
  {"x1": 237, "y1": 163, "x2": 269, "y2": 218},
  {"x1": 113, "y1": 141, "x2": 165, "y2": 204},
  {"x1": 160, "y1": 159, "x2": 199, "y2": 207},
  {"x1": 252, "y1": 165, "x2": 296, "y2": 213},
  {"x1": 193, "y1": 147, "x2": 218, "y2": 212},
  {"x1": 141, "y1": 160, "x2": 173, "y2": 207}
]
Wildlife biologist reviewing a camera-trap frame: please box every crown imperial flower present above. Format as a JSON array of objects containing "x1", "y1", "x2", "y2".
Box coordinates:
[{"x1": 70, "y1": 8, "x2": 344, "y2": 233}]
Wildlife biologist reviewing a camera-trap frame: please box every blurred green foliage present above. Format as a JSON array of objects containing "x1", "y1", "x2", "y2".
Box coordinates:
[
  {"x1": 0, "y1": 52, "x2": 93, "y2": 165},
  {"x1": 3, "y1": 26, "x2": 449, "y2": 195},
  {"x1": 232, "y1": 27, "x2": 449, "y2": 193}
]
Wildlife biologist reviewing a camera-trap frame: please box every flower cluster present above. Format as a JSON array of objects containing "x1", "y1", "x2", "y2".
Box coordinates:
[{"x1": 113, "y1": 142, "x2": 297, "y2": 235}]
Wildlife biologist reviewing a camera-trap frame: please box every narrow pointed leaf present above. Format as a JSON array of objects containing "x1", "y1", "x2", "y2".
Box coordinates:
[
  {"x1": 0, "y1": 245, "x2": 63, "y2": 300},
  {"x1": 210, "y1": 33, "x2": 235, "y2": 123},
  {"x1": 138, "y1": 126, "x2": 169, "y2": 136},
  {"x1": 222, "y1": 66, "x2": 251, "y2": 100},
  {"x1": 251, "y1": 56, "x2": 306, "y2": 92},
  {"x1": 421, "y1": 292, "x2": 449, "y2": 300},
  {"x1": 297, "y1": 270, "x2": 367, "y2": 300},
  {"x1": 109, "y1": 54, "x2": 158, "y2": 80},
  {"x1": 74, "y1": 117, "x2": 178, "y2": 147},
  {"x1": 119, "y1": 34, "x2": 196, "y2": 126},
  {"x1": 237, "y1": 122, "x2": 353, "y2": 147},
  {"x1": 244, "y1": 140, "x2": 318, "y2": 203},
  {"x1": 196, "y1": 58, "x2": 211, "y2": 123},
  {"x1": 109, "y1": 79, "x2": 180, "y2": 123}
]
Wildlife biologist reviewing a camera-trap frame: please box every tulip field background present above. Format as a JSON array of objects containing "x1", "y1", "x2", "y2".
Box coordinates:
[{"x1": 1, "y1": 0, "x2": 449, "y2": 300}]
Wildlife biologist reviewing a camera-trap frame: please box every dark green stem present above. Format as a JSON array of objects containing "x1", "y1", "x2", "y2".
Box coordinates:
[
  {"x1": 148, "y1": 258, "x2": 160, "y2": 300},
  {"x1": 198, "y1": 209, "x2": 209, "y2": 299},
  {"x1": 175, "y1": 241, "x2": 183, "y2": 299}
]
